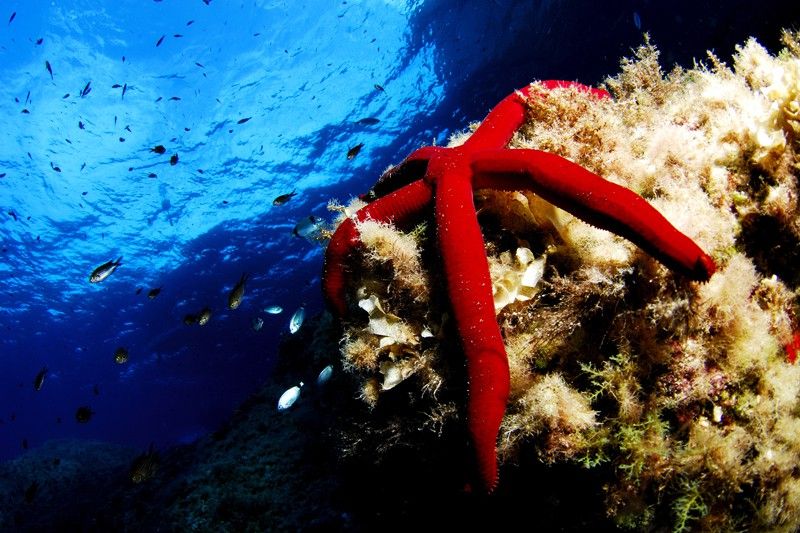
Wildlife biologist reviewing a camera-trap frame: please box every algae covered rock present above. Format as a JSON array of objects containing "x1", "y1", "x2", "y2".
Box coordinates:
[{"x1": 324, "y1": 30, "x2": 800, "y2": 532}]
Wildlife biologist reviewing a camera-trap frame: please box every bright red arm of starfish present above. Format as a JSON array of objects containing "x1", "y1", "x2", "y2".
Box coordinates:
[
  {"x1": 471, "y1": 149, "x2": 716, "y2": 280},
  {"x1": 323, "y1": 179, "x2": 432, "y2": 317}
]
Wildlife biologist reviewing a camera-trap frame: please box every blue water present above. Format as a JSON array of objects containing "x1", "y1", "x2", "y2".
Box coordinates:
[{"x1": 1, "y1": 0, "x2": 797, "y2": 464}]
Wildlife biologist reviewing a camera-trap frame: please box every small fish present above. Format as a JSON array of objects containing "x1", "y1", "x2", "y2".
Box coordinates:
[
  {"x1": 195, "y1": 61, "x2": 204, "y2": 68},
  {"x1": 173, "y1": 34, "x2": 183, "y2": 38},
  {"x1": 122, "y1": 83, "x2": 127, "y2": 99},
  {"x1": 130, "y1": 444, "x2": 160, "y2": 483},
  {"x1": 197, "y1": 307, "x2": 212, "y2": 326},
  {"x1": 8, "y1": 211, "x2": 17, "y2": 221},
  {"x1": 80, "y1": 81, "x2": 91, "y2": 97},
  {"x1": 151, "y1": 144, "x2": 166, "y2": 154},
  {"x1": 8, "y1": 11, "x2": 16, "y2": 24},
  {"x1": 633, "y1": 11, "x2": 642, "y2": 30},
  {"x1": 272, "y1": 190, "x2": 297, "y2": 206},
  {"x1": 228, "y1": 273, "x2": 249, "y2": 310},
  {"x1": 147, "y1": 287, "x2": 161, "y2": 299},
  {"x1": 155, "y1": 96, "x2": 163, "y2": 102},
  {"x1": 135, "y1": 287, "x2": 143, "y2": 295},
  {"x1": 25, "y1": 90, "x2": 30, "y2": 105},
  {"x1": 21, "y1": 109, "x2": 29, "y2": 114},
  {"x1": 148, "y1": 173, "x2": 157, "y2": 178},
  {"x1": 89, "y1": 256, "x2": 122, "y2": 283},
  {"x1": 264, "y1": 305, "x2": 283, "y2": 315},
  {"x1": 183, "y1": 313, "x2": 197, "y2": 325},
  {"x1": 374, "y1": 84, "x2": 385, "y2": 92},
  {"x1": 33, "y1": 367, "x2": 47, "y2": 391},
  {"x1": 289, "y1": 305, "x2": 305, "y2": 334},
  {"x1": 114, "y1": 347, "x2": 129, "y2": 364},
  {"x1": 237, "y1": 117, "x2": 251, "y2": 124},
  {"x1": 187, "y1": 20, "x2": 195, "y2": 26},
  {"x1": 356, "y1": 117, "x2": 380, "y2": 125},
  {"x1": 251, "y1": 316, "x2": 264, "y2": 332},
  {"x1": 78, "y1": 121, "x2": 85, "y2": 129},
  {"x1": 168, "y1": 96, "x2": 181, "y2": 101},
  {"x1": 346, "y1": 143, "x2": 364, "y2": 160},
  {"x1": 316, "y1": 364, "x2": 333, "y2": 386},
  {"x1": 169, "y1": 154, "x2": 179, "y2": 165},
  {"x1": 292, "y1": 215, "x2": 323, "y2": 240},
  {"x1": 277, "y1": 382, "x2": 303, "y2": 410},
  {"x1": 75, "y1": 406, "x2": 93, "y2": 423},
  {"x1": 156, "y1": 35, "x2": 165, "y2": 47},
  {"x1": 36, "y1": 38, "x2": 43, "y2": 45},
  {"x1": 45, "y1": 60, "x2": 53, "y2": 80}
]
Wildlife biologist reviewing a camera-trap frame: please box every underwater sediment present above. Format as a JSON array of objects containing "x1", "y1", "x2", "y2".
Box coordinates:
[{"x1": 324, "y1": 30, "x2": 800, "y2": 531}]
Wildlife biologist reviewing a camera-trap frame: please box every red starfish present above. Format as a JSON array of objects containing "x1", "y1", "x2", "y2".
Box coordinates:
[{"x1": 323, "y1": 81, "x2": 716, "y2": 492}]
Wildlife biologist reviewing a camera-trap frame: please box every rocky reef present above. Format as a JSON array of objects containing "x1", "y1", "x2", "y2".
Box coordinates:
[
  {"x1": 326, "y1": 30, "x2": 800, "y2": 531},
  {"x1": 3, "y1": 31, "x2": 800, "y2": 533}
]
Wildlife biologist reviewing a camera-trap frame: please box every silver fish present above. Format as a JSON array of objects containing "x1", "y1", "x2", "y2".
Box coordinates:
[
  {"x1": 264, "y1": 305, "x2": 283, "y2": 315},
  {"x1": 89, "y1": 256, "x2": 122, "y2": 283},
  {"x1": 277, "y1": 382, "x2": 303, "y2": 410},
  {"x1": 316, "y1": 364, "x2": 333, "y2": 386},
  {"x1": 251, "y1": 316, "x2": 264, "y2": 332},
  {"x1": 292, "y1": 215, "x2": 323, "y2": 240},
  {"x1": 289, "y1": 305, "x2": 305, "y2": 334}
]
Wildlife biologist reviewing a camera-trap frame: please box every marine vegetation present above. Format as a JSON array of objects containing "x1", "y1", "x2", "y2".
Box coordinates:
[{"x1": 322, "y1": 30, "x2": 800, "y2": 531}]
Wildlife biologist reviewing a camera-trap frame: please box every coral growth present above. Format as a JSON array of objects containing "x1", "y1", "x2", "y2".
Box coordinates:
[{"x1": 325, "y1": 30, "x2": 800, "y2": 531}]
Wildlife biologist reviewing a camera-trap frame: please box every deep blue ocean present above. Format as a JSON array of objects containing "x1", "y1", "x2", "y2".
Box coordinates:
[{"x1": 1, "y1": 0, "x2": 798, "y2": 500}]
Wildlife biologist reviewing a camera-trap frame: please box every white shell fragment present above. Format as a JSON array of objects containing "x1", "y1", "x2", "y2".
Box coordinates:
[
  {"x1": 316, "y1": 364, "x2": 333, "y2": 386},
  {"x1": 491, "y1": 247, "x2": 546, "y2": 313},
  {"x1": 357, "y1": 294, "x2": 416, "y2": 347},
  {"x1": 289, "y1": 305, "x2": 305, "y2": 334},
  {"x1": 277, "y1": 382, "x2": 304, "y2": 410},
  {"x1": 379, "y1": 359, "x2": 416, "y2": 390}
]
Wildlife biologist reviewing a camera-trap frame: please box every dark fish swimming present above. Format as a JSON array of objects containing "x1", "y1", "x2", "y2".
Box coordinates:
[
  {"x1": 33, "y1": 366, "x2": 47, "y2": 391},
  {"x1": 347, "y1": 143, "x2": 364, "y2": 160},
  {"x1": 272, "y1": 190, "x2": 297, "y2": 206},
  {"x1": 168, "y1": 96, "x2": 181, "y2": 101},
  {"x1": 89, "y1": 256, "x2": 122, "y2": 283},
  {"x1": 8, "y1": 11, "x2": 16, "y2": 24},
  {"x1": 114, "y1": 346, "x2": 129, "y2": 364},
  {"x1": 80, "y1": 81, "x2": 91, "y2": 97},
  {"x1": 237, "y1": 117, "x2": 251, "y2": 124},
  {"x1": 147, "y1": 287, "x2": 161, "y2": 299},
  {"x1": 228, "y1": 273, "x2": 249, "y2": 310},
  {"x1": 45, "y1": 60, "x2": 53, "y2": 80},
  {"x1": 78, "y1": 120, "x2": 85, "y2": 129},
  {"x1": 169, "y1": 154, "x2": 179, "y2": 165},
  {"x1": 151, "y1": 144, "x2": 166, "y2": 154},
  {"x1": 197, "y1": 307, "x2": 212, "y2": 326},
  {"x1": 8, "y1": 211, "x2": 17, "y2": 221},
  {"x1": 130, "y1": 444, "x2": 160, "y2": 483},
  {"x1": 374, "y1": 84, "x2": 385, "y2": 92},
  {"x1": 356, "y1": 117, "x2": 380, "y2": 125},
  {"x1": 156, "y1": 35, "x2": 165, "y2": 47},
  {"x1": 75, "y1": 406, "x2": 93, "y2": 423}
]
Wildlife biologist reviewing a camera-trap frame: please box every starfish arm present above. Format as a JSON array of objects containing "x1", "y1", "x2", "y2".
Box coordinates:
[
  {"x1": 323, "y1": 179, "x2": 433, "y2": 317},
  {"x1": 471, "y1": 149, "x2": 716, "y2": 280},
  {"x1": 463, "y1": 82, "x2": 609, "y2": 152},
  {"x1": 432, "y1": 154, "x2": 510, "y2": 492},
  {"x1": 365, "y1": 146, "x2": 444, "y2": 200}
]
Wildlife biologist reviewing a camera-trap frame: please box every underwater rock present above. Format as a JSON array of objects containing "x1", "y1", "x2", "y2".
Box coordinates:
[{"x1": 322, "y1": 31, "x2": 800, "y2": 532}]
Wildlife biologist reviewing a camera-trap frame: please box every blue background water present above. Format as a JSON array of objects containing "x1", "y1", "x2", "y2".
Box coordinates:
[{"x1": 1, "y1": 0, "x2": 797, "y2": 463}]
